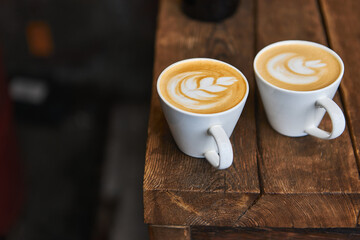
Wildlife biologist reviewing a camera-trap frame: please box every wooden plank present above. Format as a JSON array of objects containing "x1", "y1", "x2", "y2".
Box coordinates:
[
  {"x1": 320, "y1": 0, "x2": 360, "y2": 185},
  {"x1": 238, "y1": 194, "x2": 360, "y2": 228},
  {"x1": 144, "y1": 191, "x2": 258, "y2": 226},
  {"x1": 238, "y1": 0, "x2": 360, "y2": 228},
  {"x1": 255, "y1": 0, "x2": 358, "y2": 193},
  {"x1": 149, "y1": 225, "x2": 190, "y2": 240},
  {"x1": 144, "y1": 0, "x2": 260, "y2": 226},
  {"x1": 191, "y1": 226, "x2": 360, "y2": 240}
]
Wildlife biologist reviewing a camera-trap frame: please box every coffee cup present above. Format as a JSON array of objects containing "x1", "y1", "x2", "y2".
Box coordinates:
[
  {"x1": 254, "y1": 40, "x2": 345, "y2": 139},
  {"x1": 157, "y1": 58, "x2": 249, "y2": 169}
]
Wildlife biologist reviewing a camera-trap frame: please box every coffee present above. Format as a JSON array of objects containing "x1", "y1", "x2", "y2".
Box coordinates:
[
  {"x1": 158, "y1": 59, "x2": 247, "y2": 114},
  {"x1": 255, "y1": 42, "x2": 342, "y2": 91}
]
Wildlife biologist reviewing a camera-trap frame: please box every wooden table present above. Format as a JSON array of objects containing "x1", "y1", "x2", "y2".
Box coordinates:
[{"x1": 144, "y1": 0, "x2": 360, "y2": 239}]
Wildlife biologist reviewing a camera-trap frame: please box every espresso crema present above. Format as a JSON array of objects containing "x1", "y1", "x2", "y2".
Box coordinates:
[
  {"x1": 158, "y1": 59, "x2": 247, "y2": 114},
  {"x1": 255, "y1": 43, "x2": 342, "y2": 91}
]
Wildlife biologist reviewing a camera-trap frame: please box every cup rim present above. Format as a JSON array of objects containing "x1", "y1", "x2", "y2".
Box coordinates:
[
  {"x1": 156, "y1": 58, "x2": 249, "y2": 117},
  {"x1": 253, "y1": 40, "x2": 344, "y2": 94}
]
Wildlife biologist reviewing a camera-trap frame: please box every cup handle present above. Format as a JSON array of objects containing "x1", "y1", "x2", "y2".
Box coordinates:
[
  {"x1": 204, "y1": 125, "x2": 233, "y2": 169},
  {"x1": 305, "y1": 97, "x2": 345, "y2": 139}
]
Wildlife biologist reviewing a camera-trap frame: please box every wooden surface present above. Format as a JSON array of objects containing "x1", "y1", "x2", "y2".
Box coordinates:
[
  {"x1": 321, "y1": 0, "x2": 360, "y2": 179},
  {"x1": 191, "y1": 226, "x2": 360, "y2": 240},
  {"x1": 144, "y1": 0, "x2": 360, "y2": 234},
  {"x1": 149, "y1": 225, "x2": 190, "y2": 240},
  {"x1": 144, "y1": 0, "x2": 260, "y2": 226},
  {"x1": 238, "y1": 0, "x2": 360, "y2": 228}
]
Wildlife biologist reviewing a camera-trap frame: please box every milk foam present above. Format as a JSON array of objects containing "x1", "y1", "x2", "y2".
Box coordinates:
[
  {"x1": 159, "y1": 59, "x2": 247, "y2": 114},
  {"x1": 267, "y1": 53, "x2": 327, "y2": 85},
  {"x1": 256, "y1": 43, "x2": 341, "y2": 91},
  {"x1": 167, "y1": 71, "x2": 238, "y2": 110}
]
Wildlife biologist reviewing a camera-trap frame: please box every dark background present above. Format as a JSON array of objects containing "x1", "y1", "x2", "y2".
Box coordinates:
[{"x1": 0, "y1": 0, "x2": 158, "y2": 239}]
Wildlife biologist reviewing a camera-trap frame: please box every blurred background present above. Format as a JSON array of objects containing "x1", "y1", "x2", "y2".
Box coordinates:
[{"x1": 0, "y1": 0, "x2": 158, "y2": 239}]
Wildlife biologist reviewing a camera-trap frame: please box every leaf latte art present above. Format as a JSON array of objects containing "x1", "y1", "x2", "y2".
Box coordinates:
[
  {"x1": 267, "y1": 53, "x2": 327, "y2": 84},
  {"x1": 256, "y1": 43, "x2": 342, "y2": 91},
  {"x1": 159, "y1": 60, "x2": 247, "y2": 114},
  {"x1": 168, "y1": 72, "x2": 238, "y2": 110}
]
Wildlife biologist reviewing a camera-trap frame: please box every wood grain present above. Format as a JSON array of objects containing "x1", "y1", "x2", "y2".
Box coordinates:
[
  {"x1": 144, "y1": 0, "x2": 259, "y2": 226},
  {"x1": 144, "y1": 191, "x2": 258, "y2": 226},
  {"x1": 191, "y1": 226, "x2": 360, "y2": 240},
  {"x1": 237, "y1": 0, "x2": 360, "y2": 227},
  {"x1": 320, "y1": 0, "x2": 360, "y2": 181},
  {"x1": 144, "y1": 0, "x2": 360, "y2": 232},
  {"x1": 149, "y1": 225, "x2": 190, "y2": 240},
  {"x1": 255, "y1": 0, "x2": 359, "y2": 193},
  {"x1": 238, "y1": 194, "x2": 360, "y2": 228}
]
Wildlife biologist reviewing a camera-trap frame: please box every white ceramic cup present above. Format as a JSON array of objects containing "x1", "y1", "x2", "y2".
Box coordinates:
[
  {"x1": 254, "y1": 40, "x2": 345, "y2": 139},
  {"x1": 157, "y1": 58, "x2": 249, "y2": 169}
]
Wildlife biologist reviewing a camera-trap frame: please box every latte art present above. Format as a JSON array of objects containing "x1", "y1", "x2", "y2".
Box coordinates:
[
  {"x1": 255, "y1": 42, "x2": 342, "y2": 91},
  {"x1": 267, "y1": 53, "x2": 327, "y2": 85},
  {"x1": 158, "y1": 59, "x2": 247, "y2": 114},
  {"x1": 167, "y1": 72, "x2": 238, "y2": 110}
]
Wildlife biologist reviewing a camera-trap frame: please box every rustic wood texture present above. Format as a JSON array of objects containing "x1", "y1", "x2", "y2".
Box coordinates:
[
  {"x1": 191, "y1": 226, "x2": 360, "y2": 240},
  {"x1": 144, "y1": 0, "x2": 360, "y2": 235},
  {"x1": 320, "y1": 0, "x2": 360, "y2": 182},
  {"x1": 144, "y1": 0, "x2": 260, "y2": 226},
  {"x1": 233, "y1": 0, "x2": 360, "y2": 228},
  {"x1": 238, "y1": 194, "x2": 360, "y2": 228},
  {"x1": 149, "y1": 225, "x2": 190, "y2": 240},
  {"x1": 255, "y1": 0, "x2": 359, "y2": 195}
]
